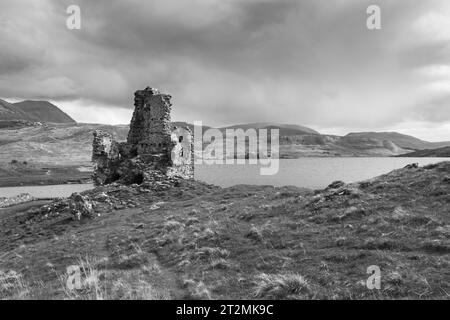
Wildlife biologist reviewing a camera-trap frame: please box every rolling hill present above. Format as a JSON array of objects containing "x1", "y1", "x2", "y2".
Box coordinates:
[
  {"x1": 0, "y1": 122, "x2": 129, "y2": 166},
  {"x1": 13, "y1": 100, "x2": 75, "y2": 123},
  {"x1": 0, "y1": 99, "x2": 75, "y2": 123},
  {"x1": 0, "y1": 99, "x2": 29, "y2": 121},
  {"x1": 345, "y1": 132, "x2": 450, "y2": 150},
  {"x1": 220, "y1": 122, "x2": 320, "y2": 136},
  {"x1": 278, "y1": 134, "x2": 412, "y2": 157}
]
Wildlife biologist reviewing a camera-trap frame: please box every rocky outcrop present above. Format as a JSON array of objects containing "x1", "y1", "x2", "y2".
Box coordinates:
[
  {"x1": 69, "y1": 193, "x2": 94, "y2": 220},
  {"x1": 92, "y1": 87, "x2": 194, "y2": 186},
  {"x1": 0, "y1": 193, "x2": 35, "y2": 208},
  {"x1": 404, "y1": 163, "x2": 419, "y2": 169}
]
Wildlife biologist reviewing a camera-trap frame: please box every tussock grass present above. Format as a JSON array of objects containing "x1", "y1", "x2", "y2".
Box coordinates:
[
  {"x1": 183, "y1": 279, "x2": 212, "y2": 300},
  {"x1": 253, "y1": 273, "x2": 312, "y2": 299},
  {"x1": 164, "y1": 220, "x2": 184, "y2": 231},
  {"x1": 196, "y1": 247, "x2": 229, "y2": 259},
  {"x1": 246, "y1": 225, "x2": 264, "y2": 241},
  {"x1": 60, "y1": 256, "x2": 106, "y2": 300},
  {"x1": 209, "y1": 258, "x2": 233, "y2": 270},
  {"x1": 59, "y1": 254, "x2": 171, "y2": 300},
  {"x1": 115, "y1": 243, "x2": 149, "y2": 269},
  {"x1": 111, "y1": 279, "x2": 170, "y2": 300},
  {"x1": 0, "y1": 270, "x2": 30, "y2": 299}
]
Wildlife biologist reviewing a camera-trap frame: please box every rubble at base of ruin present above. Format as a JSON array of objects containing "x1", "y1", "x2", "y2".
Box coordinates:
[{"x1": 92, "y1": 87, "x2": 194, "y2": 186}]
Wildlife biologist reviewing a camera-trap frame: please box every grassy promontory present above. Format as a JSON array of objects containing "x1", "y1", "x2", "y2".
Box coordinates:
[
  {"x1": 0, "y1": 162, "x2": 449, "y2": 299},
  {"x1": 397, "y1": 146, "x2": 450, "y2": 158}
]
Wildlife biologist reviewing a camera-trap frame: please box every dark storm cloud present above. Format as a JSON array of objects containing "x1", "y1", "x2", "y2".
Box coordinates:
[
  {"x1": 0, "y1": 52, "x2": 32, "y2": 75},
  {"x1": 0, "y1": 0, "x2": 449, "y2": 139}
]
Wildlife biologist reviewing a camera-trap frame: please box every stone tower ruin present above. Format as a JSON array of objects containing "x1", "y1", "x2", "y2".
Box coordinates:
[{"x1": 92, "y1": 87, "x2": 194, "y2": 186}]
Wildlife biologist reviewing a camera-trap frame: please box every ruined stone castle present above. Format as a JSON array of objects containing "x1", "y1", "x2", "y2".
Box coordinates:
[{"x1": 92, "y1": 87, "x2": 194, "y2": 186}]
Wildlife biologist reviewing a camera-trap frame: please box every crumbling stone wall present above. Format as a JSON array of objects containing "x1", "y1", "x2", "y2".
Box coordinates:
[
  {"x1": 169, "y1": 126, "x2": 194, "y2": 178},
  {"x1": 92, "y1": 87, "x2": 194, "y2": 186},
  {"x1": 92, "y1": 130, "x2": 120, "y2": 185}
]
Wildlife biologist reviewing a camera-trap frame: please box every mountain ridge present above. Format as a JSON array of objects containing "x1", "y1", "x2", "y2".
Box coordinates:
[
  {"x1": 0, "y1": 99, "x2": 75, "y2": 123},
  {"x1": 219, "y1": 122, "x2": 319, "y2": 136},
  {"x1": 345, "y1": 132, "x2": 450, "y2": 150}
]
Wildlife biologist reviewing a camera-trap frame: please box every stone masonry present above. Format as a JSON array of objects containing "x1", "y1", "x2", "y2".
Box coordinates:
[{"x1": 92, "y1": 87, "x2": 194, "y2": 186}]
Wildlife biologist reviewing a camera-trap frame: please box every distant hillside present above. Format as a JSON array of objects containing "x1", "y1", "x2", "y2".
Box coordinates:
[
  {"x1": 13, "y1": 100, "x2": 75, "y2": 123},
  {"x1": 346, "y1": 132, "x2": 450, "y2": 150},
  {"x1": 0, "y1": 122, "x2": 129, "y2": 166},
  {"x1": 399, "y1": 146, "x2": 450, "y2": 157},
  {"x1": 0, "y1": 99, "x2": 75, "y2": 123},
  {"x1": 0, "y1": 120, "x2": 449, "y2": 167},
  {"x1": 171, "y1": 122, "x2": 318, "y2": 137},
  {"x1": 0, "y1": 99, "x2": 29, "y2": 121},
  {"x1": 220, "y1": 122, "x2": 320, "y2": 136},
  {"x1": 279, "y1": 134, "x2": 412, "y2": 157},
  {"x1": 172, "y1": 122, "x2": 212, "y2": 133}
]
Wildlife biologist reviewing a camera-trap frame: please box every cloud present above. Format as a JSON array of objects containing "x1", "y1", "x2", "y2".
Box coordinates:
[
  {"x1": 0, "y1": 0, "x2": 449, "y2": 140},
  {"x1": 56, "y1": 99, "x2": 133, "y2": 124}
]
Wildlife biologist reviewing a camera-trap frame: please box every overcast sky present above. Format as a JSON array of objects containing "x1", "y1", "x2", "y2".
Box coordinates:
[{"x1": 1, "y1": 0, "x2": 450, "y2": 141}]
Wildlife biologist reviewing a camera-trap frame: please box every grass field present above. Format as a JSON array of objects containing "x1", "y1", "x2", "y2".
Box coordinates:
[{"x1": 0, "y1": 162, "x2": 449, "y2": 299}]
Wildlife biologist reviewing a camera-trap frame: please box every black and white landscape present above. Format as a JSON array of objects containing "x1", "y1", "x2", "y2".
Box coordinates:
[{"x1": 0, "y1": 0, "x2": 449, "y2": 302}]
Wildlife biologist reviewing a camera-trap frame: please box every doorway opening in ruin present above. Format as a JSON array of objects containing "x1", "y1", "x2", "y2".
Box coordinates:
[
  {"x1": 108, "y1": 172, "x2": 121, "y2": 184},
  {"x1": 131, "y1": 172, "x2": 145, "y2": 185}
]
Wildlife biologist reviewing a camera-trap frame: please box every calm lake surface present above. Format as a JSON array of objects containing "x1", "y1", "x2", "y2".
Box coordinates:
[
  {"x1": 194, "y1": 157, "x2": 450, "y2": 189},
  {"x1": 0, "y1": 184, "x2": 94, "y2": 198},
  {"x1": 0, "y1": 158, "x2": 449, "y2": 198}
]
